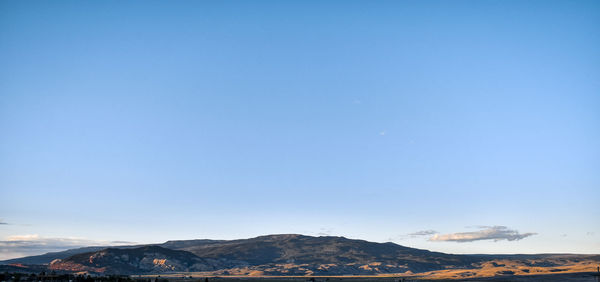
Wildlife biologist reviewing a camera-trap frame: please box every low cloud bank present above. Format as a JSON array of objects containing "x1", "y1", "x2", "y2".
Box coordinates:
[
  {"x1": 429, "y1": 226, "x2": 536, "y2": 242},
  {"x1": 0, "y1": 235, "x2": 134, "y2": 260}
]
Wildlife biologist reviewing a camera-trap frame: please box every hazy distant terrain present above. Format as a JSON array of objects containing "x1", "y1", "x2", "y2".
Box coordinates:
[{"x1": 1, "y1": 234, "x2": 599, "y2": 280}]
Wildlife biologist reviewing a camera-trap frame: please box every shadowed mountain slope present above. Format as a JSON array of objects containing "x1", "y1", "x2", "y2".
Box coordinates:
[{"x1": 167, "y1": 234, "x2": 478, "y2": 271}]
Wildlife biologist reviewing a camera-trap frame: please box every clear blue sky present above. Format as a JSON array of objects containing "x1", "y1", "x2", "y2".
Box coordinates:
[{"x1": 1, "y1": 0, "x2": 599, "y2": 259}]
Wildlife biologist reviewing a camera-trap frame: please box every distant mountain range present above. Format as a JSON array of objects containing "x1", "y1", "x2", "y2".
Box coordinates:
[{"x1": 2, "y1": 234, "x2": 599, "y2": 278}]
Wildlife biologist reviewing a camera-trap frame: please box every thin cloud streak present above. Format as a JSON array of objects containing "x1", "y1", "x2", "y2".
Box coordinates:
[
  {"x1": 409, "y1": 230, "x2": 438, "y2": 236},
  {"x1": 429, "y1": 226, "x2": 536, "y2": 242},
  {"x1": 389, "y1": 230, "x2": 439, "y2": 241}
]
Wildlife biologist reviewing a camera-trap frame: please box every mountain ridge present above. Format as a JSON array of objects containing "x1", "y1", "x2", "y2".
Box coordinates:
[{"x1": 2, "y1": 234, "x2": 599, "y2": 277}]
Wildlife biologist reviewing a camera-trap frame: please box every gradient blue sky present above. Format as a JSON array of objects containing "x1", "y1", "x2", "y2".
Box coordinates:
[{"x1": 1, "y1": 0, "x2": 599, "y2": 259}]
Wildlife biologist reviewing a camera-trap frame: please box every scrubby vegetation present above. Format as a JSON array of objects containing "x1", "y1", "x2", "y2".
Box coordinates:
[{"x1": 0, "y1": 272, "x2": 136, "y2": 282}]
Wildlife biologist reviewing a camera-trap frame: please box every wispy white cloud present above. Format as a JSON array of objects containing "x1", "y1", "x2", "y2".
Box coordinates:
[
  {"x1": 0, "y1": 234, "x2": 134, "y2": 260},
  {"x1": 389, "y1": 230, "x2": 439, "y2": 241},
  {"x1": 429, "y1": 226, "x2": 536, "y2": 242},
  {"x1": 409, "y1": 230, "x2": 438, "y2": 237}
]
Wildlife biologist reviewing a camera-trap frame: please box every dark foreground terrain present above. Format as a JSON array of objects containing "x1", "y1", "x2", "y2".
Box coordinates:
[{"x1": 2, "y1": 272, "x2": 600, "y2": 282}]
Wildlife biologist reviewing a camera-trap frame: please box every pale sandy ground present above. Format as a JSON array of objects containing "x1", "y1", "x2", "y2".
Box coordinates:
[{"x1": 410, "y1": 259, "x2": 599, "y2": 279}]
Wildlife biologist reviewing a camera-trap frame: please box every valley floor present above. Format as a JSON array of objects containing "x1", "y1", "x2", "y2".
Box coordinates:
[{"x1": 138, "y1": 260, "x2": 600, "y2": 281}]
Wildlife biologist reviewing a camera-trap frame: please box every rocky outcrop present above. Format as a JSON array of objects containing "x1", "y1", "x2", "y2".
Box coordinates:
[{"x1": 49, "y1": 246, "x2": 217, "y2": 274}]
